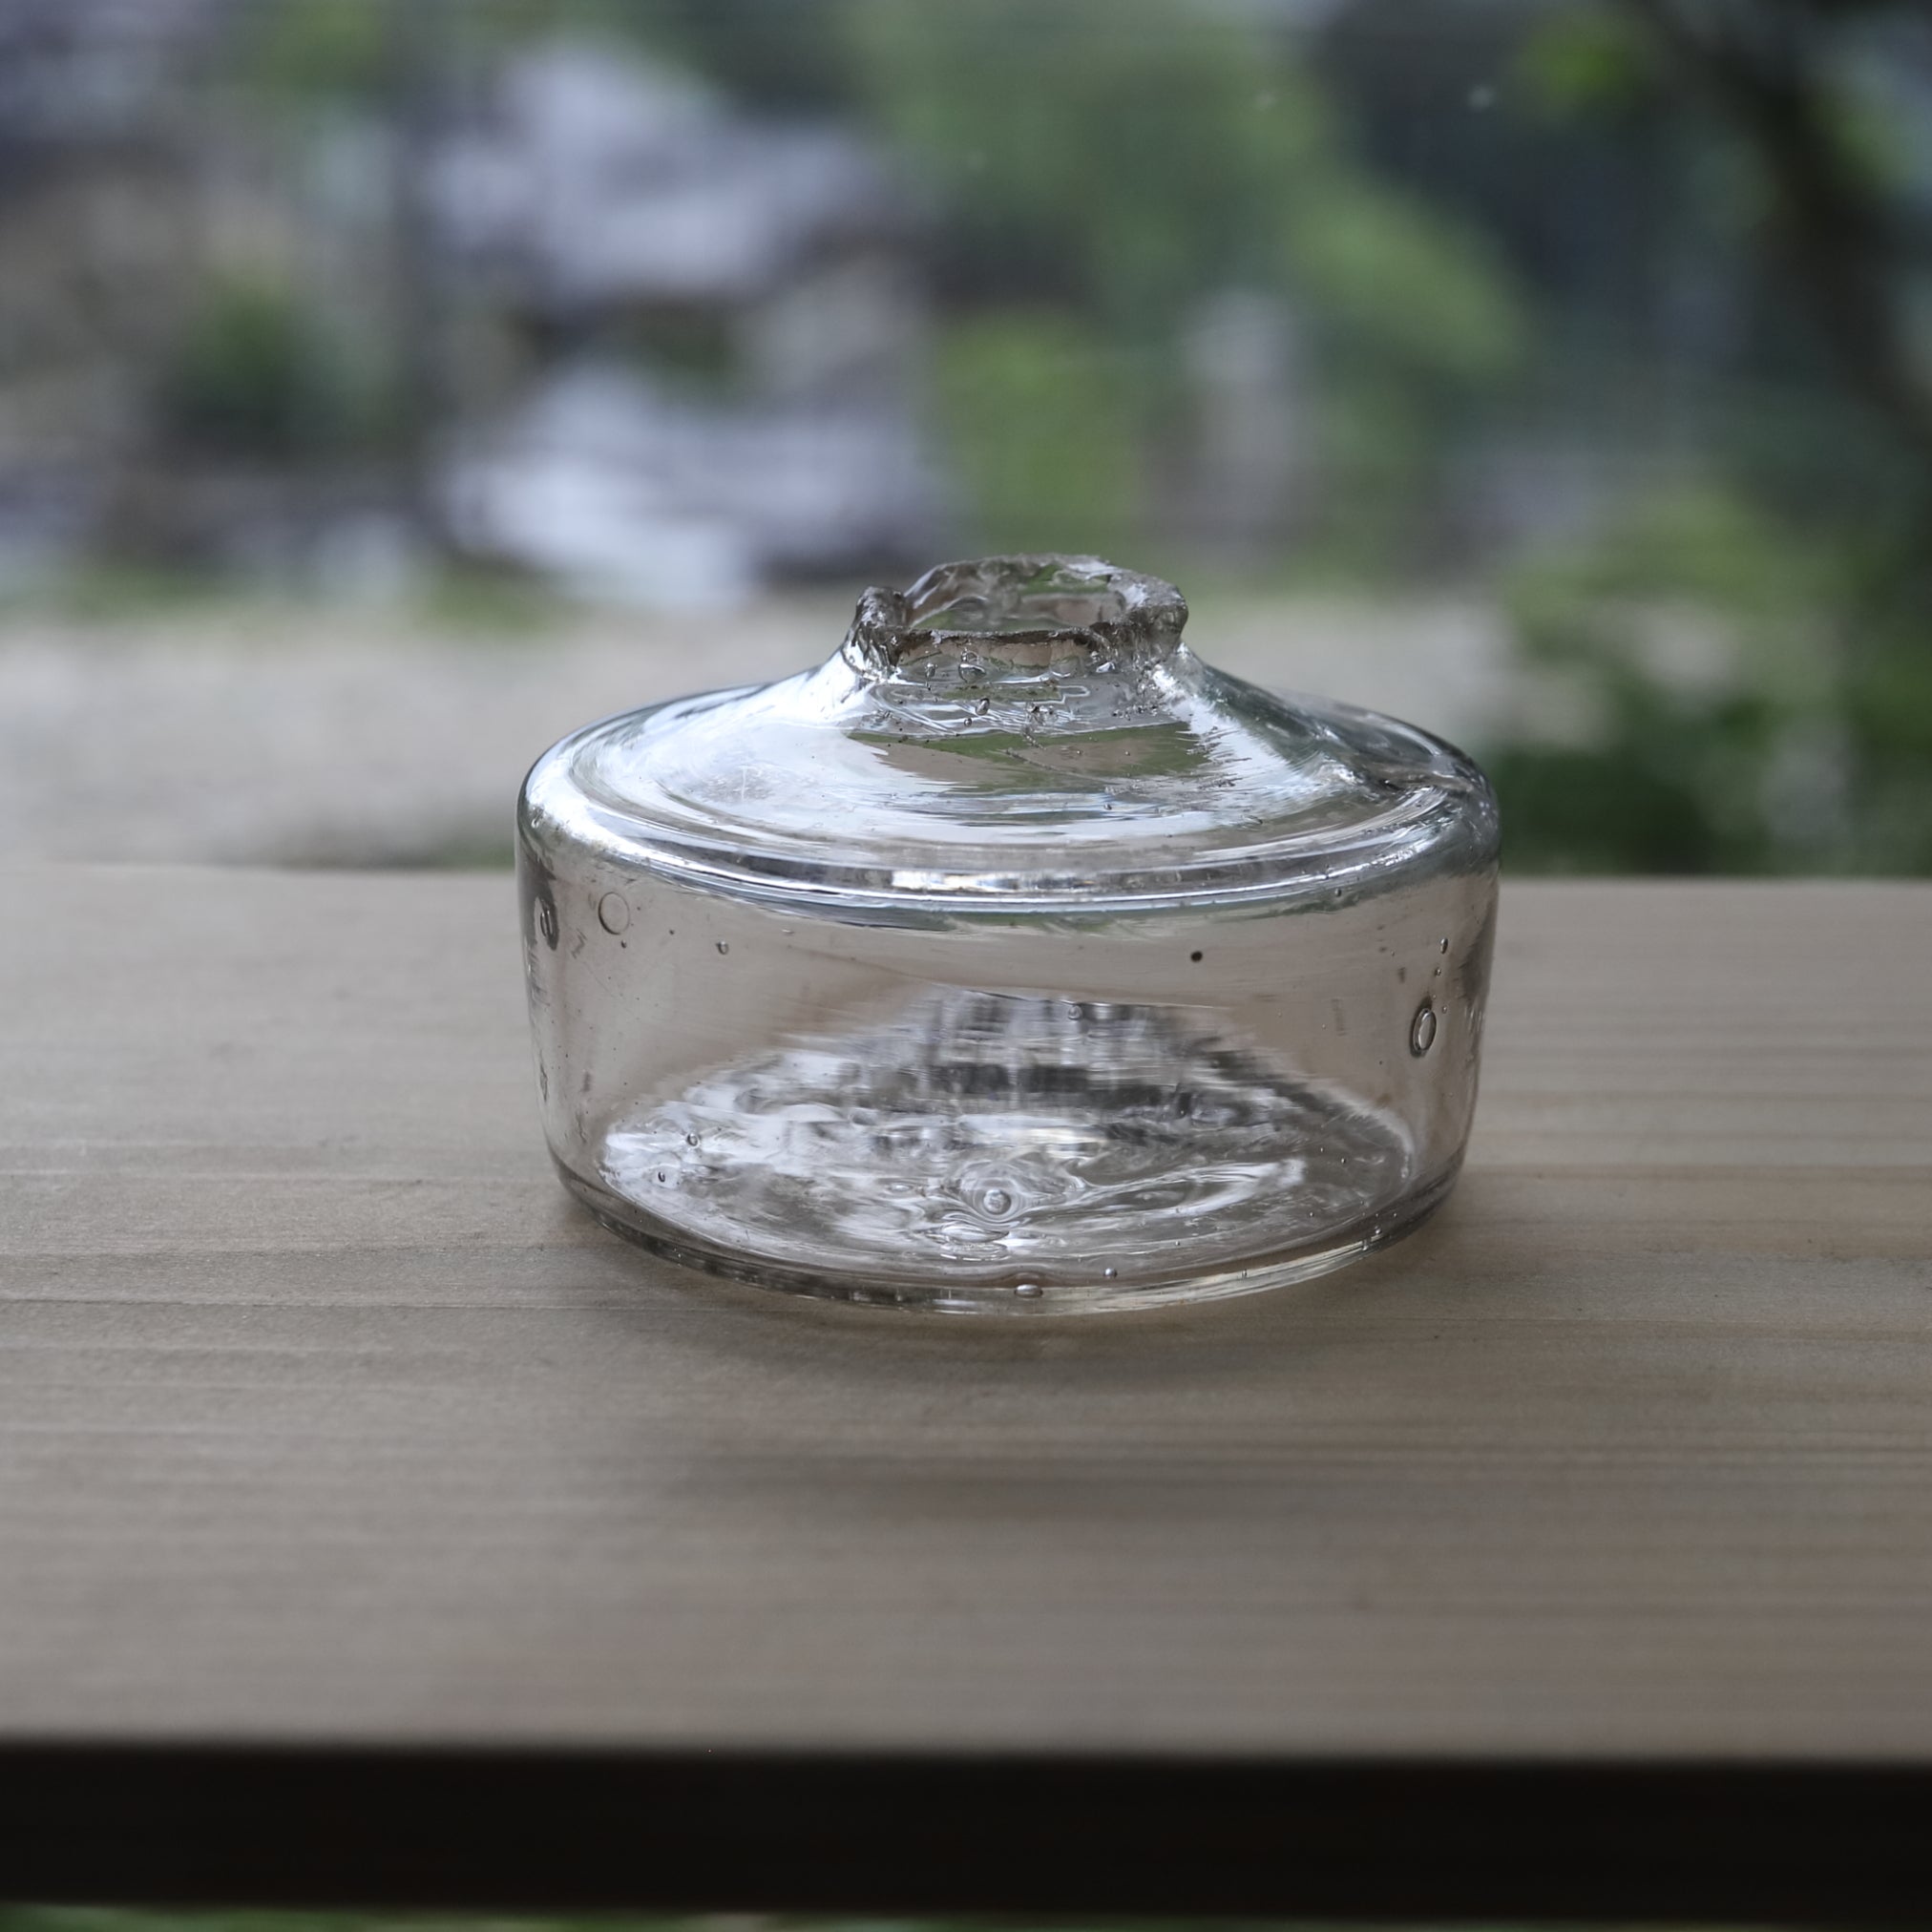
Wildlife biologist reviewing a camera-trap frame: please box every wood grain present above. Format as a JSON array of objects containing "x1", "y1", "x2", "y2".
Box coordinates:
[{"x1": 1, "y1": 868, "x2": 1930, "y2": 1910}]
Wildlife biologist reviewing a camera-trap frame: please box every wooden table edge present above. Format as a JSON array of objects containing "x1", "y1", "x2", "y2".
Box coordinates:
[{"x1": 2, "y1": 1740, "x2": 1929, "y2": 1921}]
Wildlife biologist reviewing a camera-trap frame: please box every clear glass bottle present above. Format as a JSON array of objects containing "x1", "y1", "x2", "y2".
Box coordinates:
[{"x1": 518, "y1": 555, "x2": 1499, "y2": 1313}]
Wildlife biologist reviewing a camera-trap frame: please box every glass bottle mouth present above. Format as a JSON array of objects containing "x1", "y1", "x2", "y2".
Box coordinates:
[
  {"x1": 845, "y1": 553, "x2": 1188, "y2": 676},
  {"x1": 526, "y1": 548, "x2": 1496, "y2": 913}
]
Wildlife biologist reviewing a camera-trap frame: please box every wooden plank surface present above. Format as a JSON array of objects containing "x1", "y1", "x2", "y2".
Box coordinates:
[{"x1": 2, "y1": 867, "x2": 1930, "y2": 1914}]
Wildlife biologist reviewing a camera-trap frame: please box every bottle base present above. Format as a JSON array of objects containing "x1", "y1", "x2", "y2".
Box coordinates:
[{"x1": 555, "y1": 1158, "x2": 1460, "y2": 1315}]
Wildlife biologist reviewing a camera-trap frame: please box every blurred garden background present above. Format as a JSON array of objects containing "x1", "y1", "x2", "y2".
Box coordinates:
[{"x1": 2, "y1": 0, "x2": 1928, "y2": 872}]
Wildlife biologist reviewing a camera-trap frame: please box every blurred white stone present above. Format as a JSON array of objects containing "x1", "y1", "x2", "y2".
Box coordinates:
[
  {"x1": 430, "y1": 40, "x2": 941, "y2": 602},
  {"x1": 442, "y1": 360, "x2": 938, "y2": 606}
]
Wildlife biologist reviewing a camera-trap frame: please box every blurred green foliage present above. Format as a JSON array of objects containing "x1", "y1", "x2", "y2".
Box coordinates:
[
  {"x1": 235, "y1": 0, "x2": 655, "y2": 98},
  {"x1": 841, "y1": 0, "x2": 1331, "y2": 335},
  {"x1": 158, "y1": 274, "x2": 385, "y2": 461},
  {"x1": 1489, "y1": 484, "x2": 1932, "y2": 877},
  {"x1": 1515, "y1": 7, "x2": 1658, "y2": 121},
  {"x1": 1487, "y1": 0, "x2": 1932, "y2": 875},
  {"x1": 840, "y1": 0, "x2": 1523, "y2": 562},
  {"x1": 1487, "y1": 488, "x2": 1836, "y2": 872},
  {"x1": 933, "y1": 313, "x2": 1143, "y2": 558},
  {"x1": 237, "y1": 0, "x2": 391, "y2": 98}
]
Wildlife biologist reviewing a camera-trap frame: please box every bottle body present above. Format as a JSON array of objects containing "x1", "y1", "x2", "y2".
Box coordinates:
[
  {"x1": 518, "y1": 554, "x2": 1501, "y2": 1313},
  {"x1": 519, "y1": 805, "x2": 1497, "y2": 1312}
]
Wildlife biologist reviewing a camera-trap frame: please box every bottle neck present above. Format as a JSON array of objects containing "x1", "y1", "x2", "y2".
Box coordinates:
[{"x1": 842, "y1": 555, "x2": 1188, "y2": 689}]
